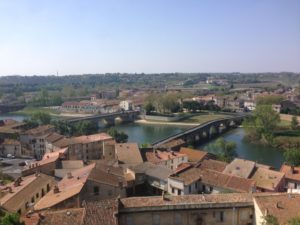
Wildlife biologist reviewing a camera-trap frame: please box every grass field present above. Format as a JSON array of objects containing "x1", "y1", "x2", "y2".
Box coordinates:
[
  {"x1": 12, "y1": 106, "x2": 59, "y2": 116},
  {"x1": 181, "y1": 112, "x2": 233, "y2": 124}
]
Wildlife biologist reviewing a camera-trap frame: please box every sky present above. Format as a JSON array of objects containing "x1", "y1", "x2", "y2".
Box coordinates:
[{"x1": 0, "y1": 0, "x2": 299, "y2": 75}]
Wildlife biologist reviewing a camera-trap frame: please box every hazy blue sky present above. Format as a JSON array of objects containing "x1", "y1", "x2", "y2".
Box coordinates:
[{"x1": 0, "y1": 0, "x2": 299, "y2": 75}]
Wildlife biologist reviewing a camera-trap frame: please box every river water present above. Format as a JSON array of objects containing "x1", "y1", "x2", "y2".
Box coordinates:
[{"x1": 1, "y1": 114, "x2": 284, "y2": 169}]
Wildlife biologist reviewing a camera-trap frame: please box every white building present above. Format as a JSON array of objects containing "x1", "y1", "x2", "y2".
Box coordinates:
[{"x1": 119, "y1": 100, "x2": 133, "y2": 111}]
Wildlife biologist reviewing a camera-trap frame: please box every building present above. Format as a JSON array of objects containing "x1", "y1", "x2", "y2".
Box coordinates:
[
  {"x1": 115, "y1": 143, "x2": 143, "y2": 166},
  {"x1": 168, "y1": 167, "x2": 256, "y2": 196},
  {"x1": 196, "y1": 159, "x2": 228, "y2": 172},
  {"x1": 145, "y1": 150, "x2": 188, "y2": 171},
  {"x1": 0, "y1": 119, "x2": 26, "y2": 139},
  {"x1": 53, "y1": 133, "x2": 114, "y2": 161},
  {"x1": 244, "y1": 100, "x2": 256, "y2": 111},
  {"x1": 223, "y1": 158, "x2": 256, "y2": 179},
  {"x1": 0, "y1": 139, "x2": 22, "y2": 157},
  {"x1": 20, "y1": 125, "x2": 55, "y2": 160},
  {"x1": 280, "y1": 165, "x2": 300, "y2": 191},
  {"x1": 84, "y1": 162, "x2": 129, "y2": 201},
  {"x1": 254, "y1": 193, "x2": 300, "y2": 225},
  {"x1": 0, "y1": 173, "x2": 55, "y2": 215},
  {"x1": 44, "y1": 132, "x2": 65, "y2": 153},
  {"x1": 119, "y1": 100, "x2": 133, "y2": 111},
  {"x1": 22, "y1": 148, "x2": 68, "y2": 176},
  {"x1": 34, "y1": 163, "x2": 95, "y2": 211},
  {"x1": 250, "y1": 167, "x2": 285, "y2": 192},
  {"x1": 113, "y1": 193, "x2": 254, "y2": 225},
  {"x1": 22, "y1": 208, "x2": 86, "y2": 225}
]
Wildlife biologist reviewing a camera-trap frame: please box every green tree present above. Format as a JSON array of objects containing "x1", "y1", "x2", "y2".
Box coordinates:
[
  {"x1": 143, "y1": 102, "x2": 155, "y2": 115},
  {"x1": 23, "y1": 119, "x2": 39, "y2": 129},
  {"x1": 291, "y1": 116, "x2": 299, "y2": 130},
  {"x1": 262, "y1": 215, "x2": 279, "y2": 225},
  {"x1": 208, "y1": 138, "x2": 237, "y2": 163},
  {"x1": 0, "y1": 213, "x2": 24, "y2": 225},
  {"x1": 73, "y1": 121, "x2": 98, "y2": 136},
  {"x1": 182, "y1": 101, "x2": 201, "y2": 112},
  {"x1": 107, "y1": 128, "x2": 128, "y2": 143},
  {"x1": 32, "y1": 112, "x2": 52, "y2": 125},
  {"x1": 243, "y1": 105, "x2": 280, "y2": 144},
  {"x1": 256, "y1": 95, "x2": 284, "y2": 105},
  {"x1": 283, "y1": 148, "x2": 300, "y2": 167},
  {"x1": 288, "y1": 217, "x2": 300, "y2": 225}
]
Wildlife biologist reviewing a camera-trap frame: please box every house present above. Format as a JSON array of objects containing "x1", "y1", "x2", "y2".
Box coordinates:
[
  {"x1": 145, "y1": 150, "x2": 188, "y2": 171},
  {"x1": 129, "y1": 162, "x2": 173, "y2": 195},
  {"x1": 20, "y1": 125, "x2": 55, "y2": 160},
  {"x1": 168, "y1": 167, "x2": 256, "y2": 196},
  {"x1": 0, "y1": 139, "x2": 22, "y2": 157},
  {"x1": 53, "y1": 133, "x2": 114, "y2": 161},
  {"x1": 280, "y1": 165, "x2": 300, "y2": 191},
  {"x1": 115, "y1": 143, "x2": 143, "y2": 166},
  {"x1": 223, "y1": 158, "x2": 256, "y2": 179},
  {"x1": 83, "y1": 162, "x2": 131, "y2": 200},
  {"x1": 115, "y1": 193, "x2": 254, "y2": 225},
  {"x1": 254, "y1": 193, "x2": 300, "y2": 225},
  {"x1": 250, "y1": 167, "x2": 285, "y2": 192},
  {"x1": 0, "y1": 173, "x2": 55, "y2": 215},
  {"x1": 179, "y1": 147, "x2": 210, "y2": 163},
  {"x1": 22, "y1": 148, "x2": 68, "y2": 176},
  {"x1": 34, "y1": 163, "x2": 95, "y2": 211},
  {"x1": 0, "y1": 119, "x2": 26, "y2": 139},
  {"x1": 196, "y1": 159, "x2": 228, "y2": 172},
  {"x1": 54, "y1": 160, "x2": 85, "y2": 178},
  {"x1": 244, "y1": 100, "x2": 256, "y2": 111},
  {"x1": 44, "y1": 132, "x2": 65, "y2": 153},
  {"x1": 119, "y1": 100, "x2": 133, "y2": 111}
]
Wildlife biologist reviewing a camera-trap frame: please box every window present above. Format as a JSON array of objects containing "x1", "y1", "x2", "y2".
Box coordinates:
[
  {"x1": 172, "y1": 188, "x2": 175, "y2": 194},
  {"x1": 47, "y1": 184, "x2": 50, "y2": 192},
  {"x1": 108, "y1": 190, "x2": 112, "y2": 196},
  {"x1": 42, "y1": 188, "x2": 45, "y2": 197},
  {"x1": 94, "y1": 186, "x2": 99, "y2": 196},
  {"x1": 31, "y1": 196, "x2": 35, "y2": 203},
  {"x1": 153, "y1": 214, "x2": 160, "y2": 225},
  {"x1": 219, "y1": 211, "x2": 224, "y2": 222},
  {"x1": 189, "y1": 185, "x2": 192, "y2": 193},
  {"x1": 178, "y1": 189, "x2": 181, "y2": 195},
  {"x1": 17, "y1": 209, "x2": 21, "y2": 214},
  {"x1": 36, "y1": 193, "x2": 39, "y2": 198},
  {"x1": 195, "y1": 182, "x2": 198, "y2": 189}
]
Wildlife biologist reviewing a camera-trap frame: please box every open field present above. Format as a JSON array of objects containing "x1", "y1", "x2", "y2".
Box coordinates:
[
  {"x1": 181, "y1": 112, "x2": 233, "y2": 124},
  {"x1": 12, "y1": 106, "x2": 59, "y2": 116}
]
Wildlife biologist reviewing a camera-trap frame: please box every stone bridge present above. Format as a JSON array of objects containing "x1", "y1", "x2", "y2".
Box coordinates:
[
  {"x1": 66, "y1": 110, "x2": 140, "y2": 127},
  {"x1": 152, "y1": 114, "x2": 249, "y2": 149}
]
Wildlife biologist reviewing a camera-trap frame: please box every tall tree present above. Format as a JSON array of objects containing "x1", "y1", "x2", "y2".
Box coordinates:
[
  {"x1": 243, "y1": 105, "x2": 280, "y2": 144},
  {"x1": 107, "y1": 128, "x2": 128, "y2": 143}
]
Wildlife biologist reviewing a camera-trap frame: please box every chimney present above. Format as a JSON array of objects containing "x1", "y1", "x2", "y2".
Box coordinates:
[
  {"x1": 67, "y1": 172, "x2": 73, "y2": 179},
  {"x1": 291, "y1": 166, "x2": 295, "y2": 174},
  {"x1": 53, "y1": 185, "x2": 60, "y2": 193}
]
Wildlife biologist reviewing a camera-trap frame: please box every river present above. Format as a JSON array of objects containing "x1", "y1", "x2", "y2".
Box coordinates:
[
  {"x1": 112, "y1": 123, "x2": 284, "y2": 169},
  {"x1": 1, "y1": 114, "x2": 284, "y2": 169}
]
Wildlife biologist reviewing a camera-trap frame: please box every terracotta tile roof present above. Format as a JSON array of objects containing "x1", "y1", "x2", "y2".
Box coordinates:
[
  {"x1": 23, "y1": 125, "x2": 54, "y2": 136},
  {"x1": 223, "y1": 158, "x2": 256, "y2": 178},
  {"x1": 170, "y1": 167, "x2": 255, "y2": 193},
  {"x1": 88, "y1": 166, "x2": 127, "y2": 188},
  {"x1": 53, "y1": 133, "x2": 113, "y2": 148},
  {"x1": 39, "y1": 208, "x2": 85, "y2": 225},
  {"x1": 251, "y1": 167, "x2": 285, "y2": 191},
  {"x1": 45, "y1": 132, "x2": 64, "y2": 143},
  {"x1": 83, "y1": 200, "x2": 117, "y2": 225},
  {"x1": 175, "y1": 163, "x2": 193, "y2": 173},
  {"x1": 179, "y1": 147, "x2": 208, "y2": 162},
  {"x1": 23, "y1": 208, "x2": 86, "y2": 225},
  {"x1": 196, "y1": 159, "x2": 228, "y2": 172},
  {"x1": 0, "y1": 173, "x2": 55, "y2": 212},
  {"x1": 23, "y1": 148, "x2": 67, "y2": 170},
  {"x1": 115, "y1": 143, "x2": 143, "y2": 165},
  {"x1": 280, "y1": 165, "x2": 300, "y2": 182},
  {"x1": 34, "y1": 163, "x2": 95, "y2": 211},
  {"x1": 145, "y1": 150, "x2": 186, "y2": 164},
  {"x1": 254, "y1": 193, "x2": 300, "y2": 224},
  {"x1": 120, "y1": 193, "x2": 254, "y2": 209}
]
